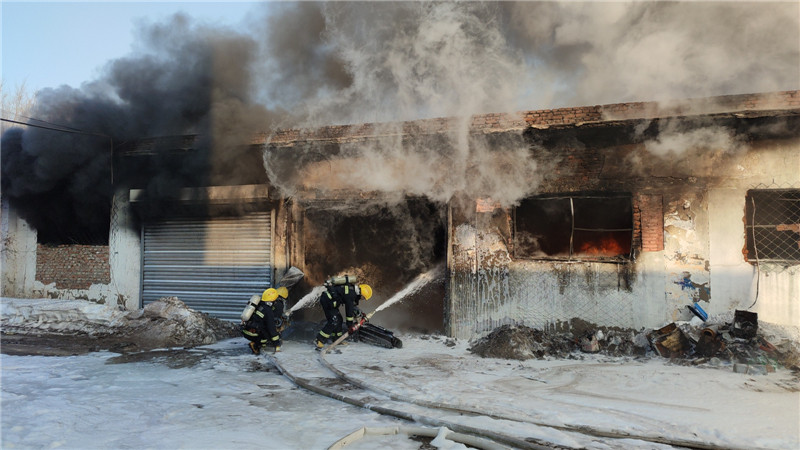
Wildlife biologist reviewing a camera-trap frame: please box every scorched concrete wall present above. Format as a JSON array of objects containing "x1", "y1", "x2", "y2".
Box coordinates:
[
  {"x1": 1, "y1": 197, "x2": 37, "y2": 298},
  {"x1": 447, "y1": 136, "x2": 799, "y2": 340}
]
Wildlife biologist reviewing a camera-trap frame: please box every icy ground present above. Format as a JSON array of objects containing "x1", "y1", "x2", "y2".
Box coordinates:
[{"x1": 1, "y1": 298, "x2": 799, "y2": 449}]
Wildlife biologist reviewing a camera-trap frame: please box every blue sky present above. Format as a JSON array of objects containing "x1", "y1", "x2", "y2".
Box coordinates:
[{"x1": 2, "y1": 1, "x2": 261, "y2": 93}]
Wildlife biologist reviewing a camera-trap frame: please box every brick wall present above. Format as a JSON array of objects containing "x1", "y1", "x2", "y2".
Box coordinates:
[
  {"x1": 637, "y1": 194, "x2": 665, "y2": 252},
  {"x1": 36, "y1": 244, "x2": 110, "y2": 290}
]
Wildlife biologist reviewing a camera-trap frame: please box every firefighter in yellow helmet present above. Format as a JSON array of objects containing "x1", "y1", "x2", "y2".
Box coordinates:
[
  {"x1": 241, "y1": 286, "x2": 289, "y2": 354},
  {"x1": 315, "y1": 280, "x2": 373, "y2": 349}
]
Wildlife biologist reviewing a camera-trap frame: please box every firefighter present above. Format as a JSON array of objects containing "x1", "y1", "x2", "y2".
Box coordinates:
[
  {"x1": 315, "y1": 282, "x2": 373, "y2": 349},
  {"x1": 241, "y1": 286, "x2": 289, "y2": 355}
]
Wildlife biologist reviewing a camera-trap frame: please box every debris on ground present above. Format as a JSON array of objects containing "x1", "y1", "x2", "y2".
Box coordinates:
[
  {"x1": 468, "y1": 313, "x2": 800, "y2": 374},
  {"x1": 467, "y1": 324, "x2": 576, "y2": 360},
  {"x1": 649, "y1": 323, "x2": 691, "y2": 358}
]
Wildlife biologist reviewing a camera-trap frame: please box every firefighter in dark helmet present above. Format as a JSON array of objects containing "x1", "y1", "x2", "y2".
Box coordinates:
[
  {"x1": 315, "y1": 280, "x2": 373, "y2": 349},
  {"x1": 241, "y1": 286, "x2": 288, "y2": 354}
]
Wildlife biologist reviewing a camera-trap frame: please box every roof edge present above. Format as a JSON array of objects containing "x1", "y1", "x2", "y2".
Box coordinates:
[{"x1": 264, "y1": 90, "x2": 800, "y2": 146}]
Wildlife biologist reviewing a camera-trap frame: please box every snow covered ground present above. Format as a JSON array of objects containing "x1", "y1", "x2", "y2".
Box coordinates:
[
  {"x1": 2, "y1": 298, "x2": 799, "y2": 449},
  {"x1": 319, "y1": 336, "x2": 800, "y2": 449},
  {"x1": 1, "y1": 339, "x2": 416, "y2": 449}
]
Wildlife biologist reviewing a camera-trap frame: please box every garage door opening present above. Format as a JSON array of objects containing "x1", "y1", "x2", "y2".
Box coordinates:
[
  {"x1": 299, "y1": 197, "x2": 447, "y2": 333},
  {"x1": 141, "y1": 211, "x2": 273, "y2": 321}
]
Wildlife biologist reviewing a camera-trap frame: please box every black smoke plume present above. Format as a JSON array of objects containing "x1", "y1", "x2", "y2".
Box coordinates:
[{"x1": 2, "y1": 14, "x2": 276, "y2": 243}]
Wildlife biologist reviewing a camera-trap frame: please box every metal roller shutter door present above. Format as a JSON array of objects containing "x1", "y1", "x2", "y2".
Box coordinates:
[{"x1": 142, "y1": 212, "x2": 272, "y2": 320}]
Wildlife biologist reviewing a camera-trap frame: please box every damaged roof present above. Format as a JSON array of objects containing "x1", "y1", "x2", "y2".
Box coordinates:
[{"x1": 263, "y1": 90, "x2": 800, "y2": 147}]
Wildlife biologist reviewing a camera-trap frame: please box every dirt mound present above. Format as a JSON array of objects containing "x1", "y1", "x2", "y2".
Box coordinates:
[
  {"x1": 468, "y1": 319, "x2": 651, "y2": 360},
  {"x1": 468, "y1": 325, "x2": 577, "y2": 360}
]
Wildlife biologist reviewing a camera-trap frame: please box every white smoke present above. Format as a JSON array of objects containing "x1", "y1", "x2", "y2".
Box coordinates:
[
  {"x1": 259, "y1": 2, "x2": 798, "y2": 127},
  {"x1": 261, "y1": 2, "x2": 798, "y2": 209},
  {"x1": 645, "y1": 124, "x2": 744, "y2": 159}
]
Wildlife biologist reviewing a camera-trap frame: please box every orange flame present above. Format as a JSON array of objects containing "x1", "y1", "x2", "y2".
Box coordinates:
[{"x1": 579, "y1": 236, "x2": 626, "y2": 256}]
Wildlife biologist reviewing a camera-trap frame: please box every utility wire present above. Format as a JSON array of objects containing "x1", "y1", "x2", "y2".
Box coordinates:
[
  {"x1": 748, "y1": 196, "x2": 760, "y2": 309},
  {"x1": 0, "y1": 108, "x2": 87, "y2": 134},
  {"x1": 1, "y1": 117, "x2": 116, "y2": 184},
  {"x1": 1, "y1": 117, "x2": 109, "y2": 138}
]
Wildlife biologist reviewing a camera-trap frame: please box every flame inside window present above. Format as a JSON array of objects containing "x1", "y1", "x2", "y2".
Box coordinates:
[
  {"x1": 515, "y1": 193, "x2": 632, "y2": 261},
  {"x1": 575, "y1": 231, "x2": 632, "y2": 257}
]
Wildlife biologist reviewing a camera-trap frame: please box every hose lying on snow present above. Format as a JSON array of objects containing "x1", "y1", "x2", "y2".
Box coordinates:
[
  {"x1": 328, "y1": 426, "x2": 505, "y2": 450},
  {"x1": 318, "y1": 338, "x2": 745, "y2": 450},
  {"x1": 269, "y1": 353, "x2": 545, "y2": 450}
]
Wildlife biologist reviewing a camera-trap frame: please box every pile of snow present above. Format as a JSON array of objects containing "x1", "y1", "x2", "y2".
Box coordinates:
[
  {"x1": 1, "y1": 297, "x2": 130, "y2": 334},
  {"x1": 1, "y1": 297, "x2": 238, "y2": 350},
  {"x1": 125, "y1": 297, "x2": 239, "y2": 348}
]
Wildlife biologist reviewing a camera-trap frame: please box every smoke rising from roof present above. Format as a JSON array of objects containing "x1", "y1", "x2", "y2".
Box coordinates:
[
  {"x1": 262, "y1": 1, "x2": 799, "y2": 126},
  {"x1": 1, "y1": 2, "x2": 798, "y2": 242}
]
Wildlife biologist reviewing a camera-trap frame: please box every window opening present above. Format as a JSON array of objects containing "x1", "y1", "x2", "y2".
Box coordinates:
[
  {"x1": 514, "y1": 193, "x2": 633, "y2": 262},
  {"x1": 745, "y1": 189, "x2": 800, "y2": 265}
]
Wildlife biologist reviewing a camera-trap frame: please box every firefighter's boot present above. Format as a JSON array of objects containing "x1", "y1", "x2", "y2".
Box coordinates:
[{"x1": 248, "y1": 342, "x2": 260, "y2": 355}]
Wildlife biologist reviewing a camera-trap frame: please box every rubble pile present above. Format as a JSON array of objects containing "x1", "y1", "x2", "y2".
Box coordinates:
[
  {"x1": 649, "y1": 311, "x2": 800, "y2": 373},
  {"x1": 468, "y1": 312, "x2": 800, "y2": 374},
  {"x1": 468, "y1": 324, "x2": 580, "y2": 360}
]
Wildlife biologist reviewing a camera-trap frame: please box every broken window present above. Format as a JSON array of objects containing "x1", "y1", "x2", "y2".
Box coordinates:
[
  {"x1": 514, "y1": 193, "x2": 633, "y2": 262},
  {"x1": 745, "y1": 189, "x2": 800, "y2": 265}
]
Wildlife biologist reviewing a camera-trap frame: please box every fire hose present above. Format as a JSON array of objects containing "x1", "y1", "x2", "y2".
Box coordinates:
[
  {"x1": 270, "y1": 350, "x2": 546, "y2": 450},
  {"x1": 328, "y1": 425, "x2": 506, "y2": 450},
  {"x1": 326, "y1": 311, "x2": 374, "y2": 350},
  {"x1": 313, "y1": 309, "x2": 738, "y2": 450}
]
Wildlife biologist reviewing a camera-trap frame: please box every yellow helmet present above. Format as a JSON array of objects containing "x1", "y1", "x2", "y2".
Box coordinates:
[
  {"x1": 276, "y1": 286, "x2": 289, "y2": 299},
  {"x1": 358, "y1": 284, "x2": 373, "y2": 300},
  {"x1": 262, "y1": 288, "x2": 279, "y2": 302}
]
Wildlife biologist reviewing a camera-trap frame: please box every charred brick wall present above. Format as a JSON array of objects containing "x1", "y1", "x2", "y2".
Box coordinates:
[{"x1": 36, "y1": 244, "x2": 110, "y2": 289}]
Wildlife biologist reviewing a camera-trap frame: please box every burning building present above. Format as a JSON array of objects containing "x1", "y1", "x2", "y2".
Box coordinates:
[
  {"x1": 260, "y1": 90, "x2": 800, "y2": 338},
  {"x1": 2, "y1": 90, "x2": 799, "y2": 339}
]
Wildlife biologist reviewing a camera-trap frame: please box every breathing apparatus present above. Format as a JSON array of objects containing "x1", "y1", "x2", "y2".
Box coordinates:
[
  {"x1": 240, "y1": 294, "x2": 261, "y2": 322},
  {"x1": 326, "y1": 275, "x2": 358, "y2": 286},
  {"x1": 241, "y1": 287, "x2": 289, "y2": 322}
]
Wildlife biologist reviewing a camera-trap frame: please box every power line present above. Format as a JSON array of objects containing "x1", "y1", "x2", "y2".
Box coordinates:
[
  {"x1": 1, "y1": 117, "x2": 108, "y2": 138},
  {"x1": 0, "y1": 108, "x2": 87, "y2": 134},
  {"x1": 1, "y1": 117, "x2": 115, "y2": 184}
]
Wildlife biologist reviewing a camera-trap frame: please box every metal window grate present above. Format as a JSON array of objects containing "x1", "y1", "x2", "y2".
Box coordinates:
[{"x1": 745, "y1": 189, "x2": 800, "y2": 265}]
